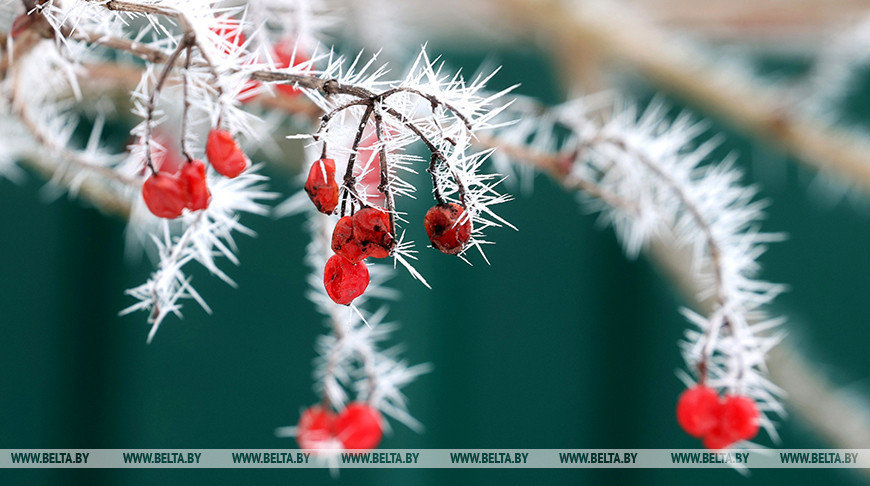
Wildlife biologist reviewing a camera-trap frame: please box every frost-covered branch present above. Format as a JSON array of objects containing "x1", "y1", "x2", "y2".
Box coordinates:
[
  {"x1": 7, "y1": 0, "x2": 515, "y2": 330},
  {"x1": 121, "y1": 169, "x2": 275, "y2": 342},
  {"x1": 2, "y1": 15, "x2": 136, "y2": 212},
  {"x1": 490, "y1": 95, "x2": 786, "y2": 449}
]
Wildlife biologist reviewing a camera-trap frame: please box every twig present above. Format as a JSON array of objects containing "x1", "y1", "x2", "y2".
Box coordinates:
[
  {"x1": 7, "y1": 47, "x2": 137, "y2": 188},
  {"x1": 476, "y1": 134, "x2": 638, "y2": 212},
  {"x1": 373, "y1": 105, "x2": 397, "y2": 244},
  {"x1": 144, "y1": 33, "x2": 194, "y2": 172},
  {"x1": 340, "y1": 103, "x2": 374, "y2": 216},
  {"x1": 180, "y1": 45, "x2": 193, "y2": 161},
  {"x1": 597, "y1": 135, "x2": 731, "y2": 384}
]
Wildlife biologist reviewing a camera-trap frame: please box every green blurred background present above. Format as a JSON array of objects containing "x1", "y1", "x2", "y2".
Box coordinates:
[{"x1": 1, "y1": 43, "x2": 870, "y2": 485}]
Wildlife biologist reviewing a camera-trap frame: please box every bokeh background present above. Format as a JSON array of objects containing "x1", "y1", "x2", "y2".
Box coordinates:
[{"x1": 3, "y1": 8, "x2": 870, "y2": 486}]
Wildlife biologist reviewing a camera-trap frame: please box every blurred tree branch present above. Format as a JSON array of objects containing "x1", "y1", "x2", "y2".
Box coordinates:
[{"x1": 492, "y1": 0, "x2": 870, "y2": 196}]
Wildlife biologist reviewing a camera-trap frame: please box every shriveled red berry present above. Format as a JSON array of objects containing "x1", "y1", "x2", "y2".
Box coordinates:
[
  {"x1": 719, "y1": 395, "x2": 759, "y2": 442},
  {"x1": 424, "y1": 203, "x2": 471, "y2": 255},
  {"x1": 676, "y1": 385, "x2": 720, "y2": 438},
  {"x1": 297, "y1": 405, "x2": 338, "y2": 450},
  {"x1": 304, "y1": 158, "x2": 340, "y2": 214},
  {"x1": 352, "y1": 207, "x2": 393, "y2": 259},
  {"x1": 324, "y1": 254, "x2": 369, "y2": 305},
  {"x1": 181, "y1": 159, "x2": 210, "y2": 211},
  {"x1": 142, "y1": 172, "x2": 187, "y2": 219},
  {"x1": 335, "y1": 402, "x2": 382, "y2": 450},
  {"x1": 206, "y1": 129, "x2": 249, "y2": 178},
  {"x1": 332, "y1": 216, "x2": 366, "y2": 264}
]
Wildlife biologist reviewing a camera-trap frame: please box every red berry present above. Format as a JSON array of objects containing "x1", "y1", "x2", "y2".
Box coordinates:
[
  {"x1": 332, "y1": 216, "x2": 366, "y2": 264},
  {"x1": 424, "y1": 203, "x2": 472, "y2": 255},
  {"x1": 702, "y1": 427, "x2": 734, "y2": 450},
  {"x1": 335, "y1": 402, "x2": 382, "y2": 450},
  {"x1": 142, "y1": 172, "x2": 187, "y2": 219},
  {"x1": 297, "y1": 406, "x2": 338, "y2": 450},
  {"x1": 719, "y1": 395, "x2": 759, "y2": 442},
  {"x1": 181, "y1": 159, "x2": 210, "y2": 211},
  {"x1": 352, "y1": 207, "x2": 393, "y2": 259},
  {"x1": 273, "y1": 40, "x2": 309, "y2": 97},
  {"x1": 324, "y1": 254, "x2": 369, "y2": 305},
  {"x1": 676, "y1": 385, "x2": 720, "y2": 438},
  {"x1": 206, "y1": 129, "x2": 249, "y2": 178},
  {"x1": 304, "y1": 158, "x2": 340, "y2": 214}
]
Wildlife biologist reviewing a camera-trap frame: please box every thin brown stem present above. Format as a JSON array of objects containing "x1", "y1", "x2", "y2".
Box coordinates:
[
  {"x1": 377, "y1": 86, "x2": 473, "y2": 132},
  {"x1": 475, "y1": 134, "x2": 638, "y2": 213},
  {"x1": 378, "y1": 105, "x2": 467, "y2": 205},
  {"x1": 372, "y1": 105, "x2": 397, "y2": 249},
  {"x1": 180, "y1": 45, "x2": 193, "y2": 162},
  {"x1": 340, "y1": 103, "x2": 375, "y2": 217},
  {"x1": 144, "y1": 33, "x2": 194, "y2": 173},
  {"x1": 427, "y1": 153, "x2": 444, "y2": 205}
]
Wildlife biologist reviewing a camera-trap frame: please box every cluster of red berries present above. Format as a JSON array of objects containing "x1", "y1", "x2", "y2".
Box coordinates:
[
  {"x1": 304, "y1": 158, "x2": 393, "y2": 305},
  {"x1": 296, "y1": 402, "x2": 383, "y2": 450},
  {"x1": 676, "y1": 385, "x2": 760, "y2": 449},
  {"x1": 303, "y1": 156, "x2": 475, "y2": 304},
  {"x1": 141, "y1": 129, "x2": 249, "y2": 219}
]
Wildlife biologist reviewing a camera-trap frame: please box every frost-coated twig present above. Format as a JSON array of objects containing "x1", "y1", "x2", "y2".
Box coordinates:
[
  {"x1": 6, "y1": 38, "x2": 136, "y2": 187},
  {"x1": 121, "y1": 170, "x2": 276, "y2": 341},
  {"x1": 60, "y1": 19, "x2": 500, "y2": 242},
  {"x1": 14, "y1": 97, "x2": 137, "y2": 187},
  {"x1": 477, "y1": 134, "x2": 637, "y2": 212},
  {"x1": 489, "y1": 95, "x2": 787, "y2": 444}
]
